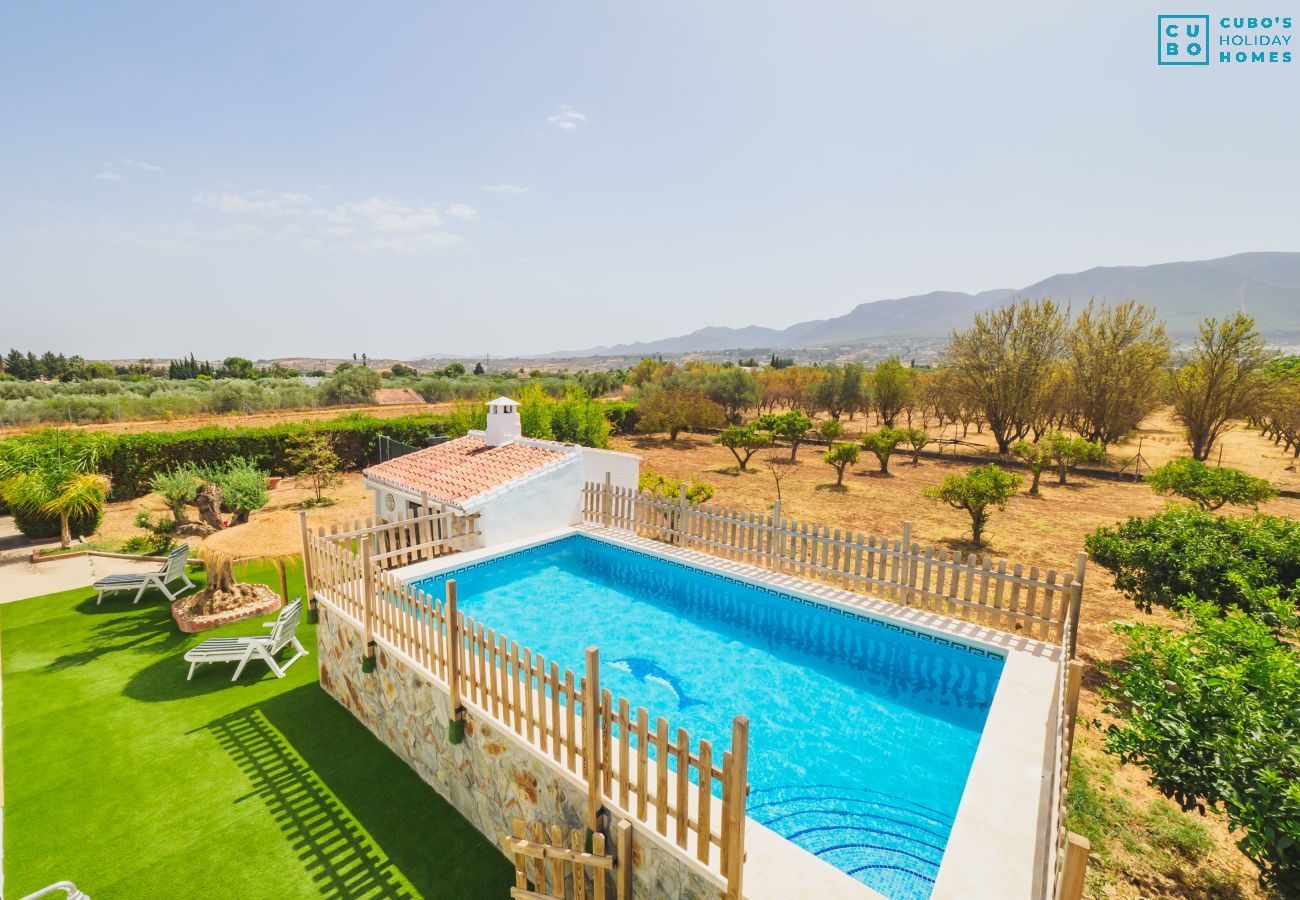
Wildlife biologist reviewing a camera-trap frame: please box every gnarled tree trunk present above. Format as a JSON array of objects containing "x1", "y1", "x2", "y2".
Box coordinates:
[{"x1": 194, "y1": 483, "x2": 225, "y2": 531}]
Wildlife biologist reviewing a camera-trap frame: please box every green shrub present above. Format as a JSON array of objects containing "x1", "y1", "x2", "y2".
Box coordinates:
[
  {"x1": 1085, "y1": 506, "x2": 1300, "y2": 619},
  {"x1": 1104, "y1": 591, "x2": 1300, "y2": 891},
  {"x1": 11, "y1": 504, "x2": 102, "y2": 541},
  {"x1": 320, "y1": 364, "x2": 381, "y2": 405},
  {"x1": 1146, "y1": 458, "x2": 1278, "y2": 510},
  {"x1": 638, "y1": 468, "x2": 714, "y2": 503},
  {"x1": 601, "y1": 401, "x2": 639, "y2": 435}
]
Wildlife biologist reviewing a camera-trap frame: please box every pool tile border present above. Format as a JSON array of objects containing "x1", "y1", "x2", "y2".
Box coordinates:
[{"x1": 413, "y1": 534, "x2": 1002, "y2": 662}]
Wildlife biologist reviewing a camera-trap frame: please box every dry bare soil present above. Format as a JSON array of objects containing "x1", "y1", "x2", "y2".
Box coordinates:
[{"x1": 613, "y1": 433, "x2": 1299, "y2": 899}]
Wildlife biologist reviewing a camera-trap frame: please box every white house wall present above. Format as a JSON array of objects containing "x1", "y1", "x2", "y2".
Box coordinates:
[
  {"x1": 474, "y1": 457, "x2": 585, "y2": 546},
  {"x1": 580, "y1": 447, "x2": 640, "y2": 493}
]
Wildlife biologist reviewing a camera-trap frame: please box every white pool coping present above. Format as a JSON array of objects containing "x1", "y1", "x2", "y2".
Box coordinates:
[{"x1": 393, "y1": 525, "x2": 1063, "y2": 899}]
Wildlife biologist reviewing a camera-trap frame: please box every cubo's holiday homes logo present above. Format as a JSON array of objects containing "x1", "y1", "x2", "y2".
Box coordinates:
[
  {"x1": 1159, "y1": 14, "x2": 1293, "y2": 65},
  {"x1": 1159, "y1": 15, "x2": 1210, "y2": 64}
]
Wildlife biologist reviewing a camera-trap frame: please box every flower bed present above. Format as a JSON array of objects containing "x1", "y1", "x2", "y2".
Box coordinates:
[{"x1": 172, "y1": 584, "x2": 282, "y2": 633}]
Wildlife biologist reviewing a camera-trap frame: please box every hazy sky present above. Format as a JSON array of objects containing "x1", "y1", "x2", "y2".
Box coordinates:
[{"x1": 2, "y1": 1, "x2": 1297, "y2": 360}]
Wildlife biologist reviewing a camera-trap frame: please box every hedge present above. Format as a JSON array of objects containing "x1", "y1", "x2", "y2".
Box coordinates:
[
  {"x1": 55, "y1": 413, "x2": 452, "y2": 501},
  {"x1": 2, "y1": 401, "x2": 641, "y2": 503}
]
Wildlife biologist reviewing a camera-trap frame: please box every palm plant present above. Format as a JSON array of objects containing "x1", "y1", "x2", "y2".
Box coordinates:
[{"x1": 0, "y1": 438, "x2": 111, "y2": 549}]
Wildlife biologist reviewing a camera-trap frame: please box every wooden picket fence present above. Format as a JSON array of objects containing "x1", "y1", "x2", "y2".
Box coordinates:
[
  {"x1": 509, "y1": 818, "x2": 632, "y2": 900},
  {"x1": 301, "y1": 520, "x2": 751, "y2": 899},
  {"x1": 582, "y1": 478, "x2": 1086, "y2": 649},
  {"x1": 1049, "y1": 605, "x2": 1091, "y2": 899}
]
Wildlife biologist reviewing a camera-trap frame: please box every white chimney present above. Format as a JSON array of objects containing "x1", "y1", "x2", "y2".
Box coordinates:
[{"x1": 485, "y1": 396, "x2": 521, "y2": 446}]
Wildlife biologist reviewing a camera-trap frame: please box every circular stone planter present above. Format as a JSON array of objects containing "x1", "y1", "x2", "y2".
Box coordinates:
[{"x1": 172, "y1": 585, "x2": 283, "y2": 633}]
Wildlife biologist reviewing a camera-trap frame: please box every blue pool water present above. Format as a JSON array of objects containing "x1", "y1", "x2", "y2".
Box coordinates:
[{"x1": 411, "y1": 535, "x2": 1003, "y2": 899}]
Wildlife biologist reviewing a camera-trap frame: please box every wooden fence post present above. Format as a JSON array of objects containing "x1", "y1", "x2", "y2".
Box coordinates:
[
  {"x1": 602, "y1": 472, "x2": 612, "y2": 528},
  {"x1": 616, "y1": 818, "x2": 633, "y2": 900},
  {"x1": 675, "y1": 483, "x2": 687, "y2": 546},
  {"x1": 899, "y1": 520, "x2": 912, "y2": 604},
  {"x1": 1058, "y1": 831, "x2": 1090, "y2": 900},
  {"x1": 721, "y1": 715, "x2": 750, "y2": 899},
  {"x1": 771, "y1": 499, "x2": 782, "y2": 573},
  {"x1": 418, "y1": 490, "x2": 432, "y2": 559},
  {"x1": 360, "y1": 540, "x2": 376, "y2": 673},
  {"x1": 1069, "y1": 551, "x2": 1087, "y2": 659},
  {"x1": 583, "y1": 646, "x2": 603, "y2": 837},
  {"x1": 446, "y1": 580, "x2": 465, "y2": 743},
  {"x1": 299, "y1": 511, "x2": 318, "y2": 623},
  {"x1": 1065, "y1": 659, "x2": 1083, "y2": 759}
]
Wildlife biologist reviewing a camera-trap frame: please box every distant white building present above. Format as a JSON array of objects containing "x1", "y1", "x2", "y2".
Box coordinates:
[{"x1": 362, "y1": 396, "x2": 640, "y2": 547}]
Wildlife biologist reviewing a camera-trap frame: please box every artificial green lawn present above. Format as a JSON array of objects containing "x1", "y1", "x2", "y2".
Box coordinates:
[{"x1": 1, "y1": 560, "x2": 512, "y2": 899}]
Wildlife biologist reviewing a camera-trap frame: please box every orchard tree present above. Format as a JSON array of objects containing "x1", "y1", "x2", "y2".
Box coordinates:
[
  {"x1": 812, "y1": 364, "x2": 867, "y2": 421},
  {"x1": 1067, "y1": 301, "x2": 1170, "y2": 445},
  {"x1": 1084, "y1": 507, "x2": 1300, "y2": 620},
  {"x1": 902, "y1": 427, "x2": 931, "y2": 465},
  {"x1": 871, "y1": 357, "x2": 912, "y2": 427},
  {"x1": 1010, "y1": 439, "x2": 1051, "y2": 496},
  {"x1": 1169, "y1": 314, "x2": 1271, "y2": 461},
  {"x1": 860, "y1": 427, "x2": 907, "y2": 475},
  {"x1": 758, "y1": 411, "x2": 813, "y2": 461},
  {"x1": 636, "y1": 386, "x2": 724, "y2": 442},
  {"x1": 715, "y1": 425, "x2": 770, "y2": 471},
  {"x1": 923, "y1": 464, "x2": 1022, "y2": 547},
  {"x1": 1146, "y1": 459, "x2": 1277, "y2": 511},
  {"x1": 945, "y1": 299, "x2": 1066, "y2": 453},
  {"x1": 1044, "y1": 431, "x2": 1105, "y2": 485},
  {"x1": 823, "y1": 442, "x2": 860, "y2": 486},
  {"x1": 705, "y1": 368, "x2": 759, "y2": 425},
  {"x1": 818, "y1": 418, "x2": 844, "y2": 442}
]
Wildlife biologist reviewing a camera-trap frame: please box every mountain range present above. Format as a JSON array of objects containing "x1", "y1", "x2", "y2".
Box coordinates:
[{"x1": 546, "y1": 251, "x2": 1300, "y2": 357}]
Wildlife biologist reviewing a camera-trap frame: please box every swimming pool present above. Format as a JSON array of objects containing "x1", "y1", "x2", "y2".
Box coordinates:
[{"x1": 410, "y1": 533, "x2": 1004, "y2": 899}]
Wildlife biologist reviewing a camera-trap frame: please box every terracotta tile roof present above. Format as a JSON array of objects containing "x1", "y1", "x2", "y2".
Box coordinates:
[{"x1": 363, "y1": 436, "x2": 568, "y2": 504}]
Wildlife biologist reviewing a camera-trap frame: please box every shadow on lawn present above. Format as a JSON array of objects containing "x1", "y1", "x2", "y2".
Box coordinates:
[
  {"x1": 198, "y1": 687, "x2": 511, "y2": 898},
  {"x1": 46, "y1": 594, "x2": 189, "y2": 672}
]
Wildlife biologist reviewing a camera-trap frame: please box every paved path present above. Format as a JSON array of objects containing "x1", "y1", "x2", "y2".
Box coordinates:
[
  {"x1": 0, "y1": 516, "x2": 159, "y2": 604},
  {"x1": 0, "y1": 554, "x2": 161, "y2": 604}
]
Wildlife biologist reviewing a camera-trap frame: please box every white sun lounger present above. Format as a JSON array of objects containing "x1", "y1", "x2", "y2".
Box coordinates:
[
  {"x1": 19, "y1": 881, "x2": 89, "y2": 900},
  {"x1": 183, "y1": 598, "x2": 308, "y2": 681},
  {"x1": 94, "y1": 543, "x2": 195, "y2": 605}
]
